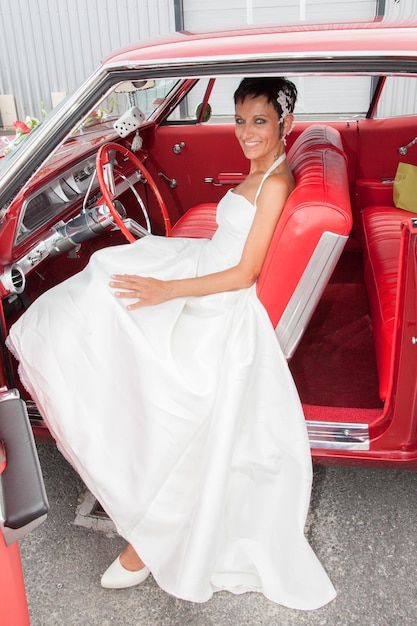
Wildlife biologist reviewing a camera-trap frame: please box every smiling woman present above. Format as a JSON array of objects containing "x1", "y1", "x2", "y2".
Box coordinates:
[{"x1": 6, "y1": 77, "x2": 336, "y2": 610}]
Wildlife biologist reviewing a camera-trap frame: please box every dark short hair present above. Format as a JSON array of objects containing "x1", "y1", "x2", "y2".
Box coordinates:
[{"x1": 234, "y1": 77, "x2": 297, "y2": 120}]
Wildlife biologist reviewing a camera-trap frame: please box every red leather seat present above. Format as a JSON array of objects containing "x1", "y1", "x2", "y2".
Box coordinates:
[
  {"x1": 170, "y1": 203, "x2": 218, "y2": 239},
  {"x1": 361, "y1": 205, "x2": 415, "y2": 400},
  {"x1": 258, "y1": 126, "x2": 351, "y2": 338},
  {"x1": 172, "y1": 125, "x2": 352, "y2": 358}
]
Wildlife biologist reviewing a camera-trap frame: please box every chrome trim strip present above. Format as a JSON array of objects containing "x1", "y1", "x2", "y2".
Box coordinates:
[
  {"x1": 0, "y1": 388, "x2": 20, "y2": 403},
  {"x1": 105, "y1": 58, "x2": 417, "y2": 83},
  {"x1": 307, "y1": 420, "x2": 370, "y2": 450},
  {"x1": 276, "y1": 232, "x2": 348, "y2": 359}
]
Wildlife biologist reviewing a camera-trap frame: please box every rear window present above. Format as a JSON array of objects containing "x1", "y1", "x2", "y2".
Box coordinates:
[
  {"x1": 375, "y1": 76, "x2": 417, "y2": 118},
  {"x1": 167, "y1": 75, "x2": 373, "y2": 123}
]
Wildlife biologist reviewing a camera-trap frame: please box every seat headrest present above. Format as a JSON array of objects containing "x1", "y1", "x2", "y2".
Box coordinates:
[{"x1": 287, "y1": 125, "x2": 344, "y2": 166}]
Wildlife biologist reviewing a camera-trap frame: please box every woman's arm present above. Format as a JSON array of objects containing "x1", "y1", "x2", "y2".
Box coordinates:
[{"x1": 110, "y1": 174, "x2": 290, "y2": 309}]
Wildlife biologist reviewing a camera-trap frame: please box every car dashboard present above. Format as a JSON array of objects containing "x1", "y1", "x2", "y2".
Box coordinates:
[{"x1": 16, "y1": 154, "x2": 98, "y2": 243}]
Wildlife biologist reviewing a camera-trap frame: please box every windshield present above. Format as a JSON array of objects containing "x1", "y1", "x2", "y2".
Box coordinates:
[
  {"x1": 0, "y1": 77, "x2": 180, "y2": 176},
  {"x1": 70, "y1": 77, "x2": 180, "y2": 136}
]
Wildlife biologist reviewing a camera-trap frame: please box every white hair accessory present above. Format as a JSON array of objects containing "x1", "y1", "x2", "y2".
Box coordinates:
[
  {"x1": 277, "y1": 89, "x2": 293, "y2": 123},
  {"x1": 277, "y1": 88, "x2": 295, "y2": 144}
]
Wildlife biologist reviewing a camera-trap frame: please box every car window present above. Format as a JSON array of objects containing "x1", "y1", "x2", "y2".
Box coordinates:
[
  {"x1": 295, "y1": 76, "x2": 371, "y2": 120},
  {"x1": 166, "y1": 75, "x2": 373, "y2": 123},
  {"x1": 375, "y1": 76, "x2": 417, "y2": 118}
]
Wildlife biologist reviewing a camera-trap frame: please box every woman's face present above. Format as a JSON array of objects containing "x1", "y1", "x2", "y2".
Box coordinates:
[{"x1": 234, "y1": 95, "x2": 282, "y2": 163}]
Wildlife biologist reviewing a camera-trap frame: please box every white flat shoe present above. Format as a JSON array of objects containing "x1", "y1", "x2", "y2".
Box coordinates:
[{"x1": 101, "y1": 555, "x2": 150, "y2": 589}]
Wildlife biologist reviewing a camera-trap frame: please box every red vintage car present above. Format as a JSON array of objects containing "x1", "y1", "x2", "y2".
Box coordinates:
[{"x1": 1, "y1": 19, "x2": 417, "y2": 480}]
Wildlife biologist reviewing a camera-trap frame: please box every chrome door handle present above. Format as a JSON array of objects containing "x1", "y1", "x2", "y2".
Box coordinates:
[
  {"x1": 204, "y1": 177, "x2": 222, "y2": 187},
  {"x1": 158, "y1": 172, "x2": 177, "y2": 188},
  {"x1": 398, "y1": 137, "x2": 417, "y2": 155}
]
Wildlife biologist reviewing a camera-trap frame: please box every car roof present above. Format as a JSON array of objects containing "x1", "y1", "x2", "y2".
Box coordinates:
[{"x1": 102, "y1": 22, "x2": 417, "y2": 69}]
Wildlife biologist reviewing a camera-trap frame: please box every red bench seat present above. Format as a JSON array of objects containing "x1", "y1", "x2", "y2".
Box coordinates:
[{"x1": 362, "y1": 205, "x2": 416, "y2": 400}]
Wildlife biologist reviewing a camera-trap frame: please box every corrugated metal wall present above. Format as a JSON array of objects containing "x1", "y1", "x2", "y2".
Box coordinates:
[{"x1": 0, "y1": 0, "x2": 176, "y2": 124}]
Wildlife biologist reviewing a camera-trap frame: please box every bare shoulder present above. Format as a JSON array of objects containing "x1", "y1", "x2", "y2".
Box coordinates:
[
  {"x1": 234, "y1": 162, "x2": 294, "y2": 206},
  {"x1": 258, "y1": 168, "x2": 294, "y2": 206}
]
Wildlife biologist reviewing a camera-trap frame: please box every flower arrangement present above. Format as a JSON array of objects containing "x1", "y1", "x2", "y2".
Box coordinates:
[
  {"x1": 0, "y1": 98, "x2": 120, "y2": 157},
  {"x1": 1, "y1": 115, "x2": 41, "y2": 156}
]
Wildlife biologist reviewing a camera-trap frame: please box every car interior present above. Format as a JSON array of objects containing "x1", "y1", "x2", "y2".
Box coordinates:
[{"x1": 2, "y1": 71, "x2": 417, "y2": 457}]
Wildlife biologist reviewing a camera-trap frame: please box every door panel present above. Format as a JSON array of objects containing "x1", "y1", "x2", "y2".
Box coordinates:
[
  {"x1": 145, "y1": 124, "x2": 248, "y2": 226},
  {"x1": 357, "y1": 116, "x2": 417, "y2": 180},
  {"x1": 354, "y1": 116, "x2": 417, "y2": 213}
]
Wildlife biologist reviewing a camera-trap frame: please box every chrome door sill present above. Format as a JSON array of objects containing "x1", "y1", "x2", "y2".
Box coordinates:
[{"x1": 307, "y1": 420, "x2": 369, "y2": 450}]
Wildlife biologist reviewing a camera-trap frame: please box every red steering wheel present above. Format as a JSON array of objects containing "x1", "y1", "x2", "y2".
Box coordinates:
[{"x1": 96, "y1": 142, "x2": 172, "y2": 242}]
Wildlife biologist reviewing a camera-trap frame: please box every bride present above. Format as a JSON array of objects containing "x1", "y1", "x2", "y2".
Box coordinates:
[{"x1": 7, "y1": 77, "x2": 336, "y2": 610}]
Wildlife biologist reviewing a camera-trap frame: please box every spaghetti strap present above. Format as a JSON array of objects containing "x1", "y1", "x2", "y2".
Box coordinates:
[{"x1": 254, "y1": 153, "x2": 286, "y2": 207}]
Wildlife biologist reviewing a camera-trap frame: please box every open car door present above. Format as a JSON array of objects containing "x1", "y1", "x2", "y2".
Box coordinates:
[{"x1": 0, "y1": 388, "x2": 49, "y2": 625}]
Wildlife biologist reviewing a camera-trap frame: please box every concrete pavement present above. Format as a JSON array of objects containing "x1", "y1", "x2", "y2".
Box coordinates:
[{"x1": 19, "y1": 443, "x2": 417, "y2": 625}]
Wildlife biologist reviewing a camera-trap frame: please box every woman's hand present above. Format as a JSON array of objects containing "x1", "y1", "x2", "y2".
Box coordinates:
[{"x1": 110, "y1": 274, "x2": 171, "y2": 309}]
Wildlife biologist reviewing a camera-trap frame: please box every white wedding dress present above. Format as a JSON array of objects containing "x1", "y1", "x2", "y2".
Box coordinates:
[{"x1": 7, "y1": 156, "x2": 336, "y2": 609}]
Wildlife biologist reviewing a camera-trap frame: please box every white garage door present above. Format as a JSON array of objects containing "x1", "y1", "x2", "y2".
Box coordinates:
[
  {"x1": 180, "y1": 0, "x2": 417, "y2": 120},
  {"x1": 183, "y1": 0, "x2": 379, "y2": 32}
]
